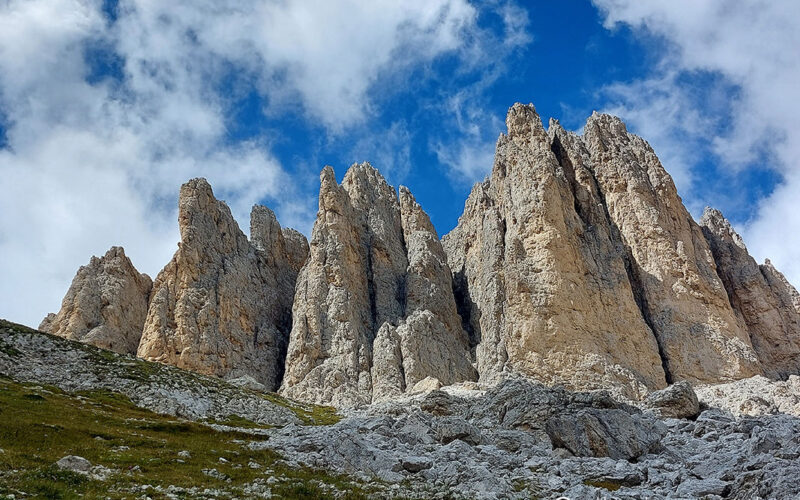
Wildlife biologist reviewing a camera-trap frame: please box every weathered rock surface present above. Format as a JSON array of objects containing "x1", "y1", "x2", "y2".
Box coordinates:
[
  {"x1": 644, "y1": 381, "x2": 700, "y2": 419},
  {"x1": 56, "y1": 455, "x2": 92, "y2": 474},
  {"x1": 443, "y1": 104, "x2": 666, "y2": 399},
  {"x1": 282, "y1": 164, "x2": 475, "y2": 406},
  {"x1": 701, "y1": 207, "x2": 800, "y2": 378},
  {"x1": 257, "y1": 377, "x2": 800, "y2": 499},
  {"x1": 443, "y1": 104, "x2": 775, "y2": 398},
  {"x1": 697, "y1": 375, "x2": 800, "y2": 417},
  {"x1": 138, "y1": 179, "x2": 307, "y2": 390},
  {"x1": 582, "y1": 113, "x2": 762, "y2": 383},
  {"x1": 39, "y1": 247, "x2": 152, "y2": 355}
]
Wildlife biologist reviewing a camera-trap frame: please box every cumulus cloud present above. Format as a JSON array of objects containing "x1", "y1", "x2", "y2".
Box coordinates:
[
  {"x1": 0, "y1": 0, "x2": 517, "y2": 327},
  {"x1": 593, "y1": 0, "x2": 800, "y2": 286}
]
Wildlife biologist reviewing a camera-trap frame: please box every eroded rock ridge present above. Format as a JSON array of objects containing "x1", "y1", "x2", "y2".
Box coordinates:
[
  {"x1": 40, "y1": 246, "x2": 152, "y2": 355},
  {"x1": 137, "y1": 179, "x2": 307, "y2": 390}
]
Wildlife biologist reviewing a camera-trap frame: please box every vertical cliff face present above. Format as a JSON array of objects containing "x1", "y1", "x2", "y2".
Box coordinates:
[
  {"x1": 39, "y1": 246, "x2": 152, "y2": 355},
  {"x1": 281, "y1": 163, "x2": 475, "y2": 406},
  {"x1": 443, "y1": 104, "x2": 667, "y2": 399},
  {"x1": 701, "y1": 207, "x2": 800, "y2": 378},
  {"x1": 137, "y1": 178, "x2": 307, "y2": 390},
  {"x1": 582, "y1": 114, "x2": 761, "y2": 383}
]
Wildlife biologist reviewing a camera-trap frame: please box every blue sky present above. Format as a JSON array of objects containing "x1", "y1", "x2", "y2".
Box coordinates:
[{"x1": 1, "y1": 0, "x2": 799, "y2": 327}]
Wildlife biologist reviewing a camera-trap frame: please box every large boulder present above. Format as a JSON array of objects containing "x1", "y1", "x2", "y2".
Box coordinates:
[
  {"x1": 644, "y1": 381, "x2": 700, "y2": 419},
  {"x1": 545, "y1": 408, "x2": 665, "y2": 460}
]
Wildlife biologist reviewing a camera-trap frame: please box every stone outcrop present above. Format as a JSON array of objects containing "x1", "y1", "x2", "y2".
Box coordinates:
[
  {"x1": 137, "y1": 178, "x2": 307, "y2": 390},
  {"x1": 39, "y1": 246, "x2": 151, "y2": 354},
  {"x1": 700, "y1": 207, "x2": 800, "y2": 378},
  {"x1": 444, "y1": 103, "x2": 769, "y2": 397},
  {"x1": 281, "y1": 163, "x2": 475, "y2": 406},
  {"x1": 443, "y1": 104, "x2": 667, "y2": 399}
]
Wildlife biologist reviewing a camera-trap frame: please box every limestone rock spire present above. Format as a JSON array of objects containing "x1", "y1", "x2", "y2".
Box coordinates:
[
  {"x1": 443, "y1": 103, "x2": 667, "y2": 399},
  {"x1": 701, "y1": 207, "x2": 800, "y2": 378},
  {"x1": 281, "y1": 163, "x2": 475, "y2": 406},
  {"x1": 137, "y1": 178, "x2": 306, "y2": 390},
  {"x1": 582, "y1": 113, "x2": 761, "y2": 383},
  {"x1": 39, "y1": 246, "x2": 152, "y2": 355}
]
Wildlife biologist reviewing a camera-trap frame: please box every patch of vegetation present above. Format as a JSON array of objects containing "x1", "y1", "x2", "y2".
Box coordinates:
[
  {"x1": 0, "y1": 378, "x2": 370, "y2": 499},
  {"x1": 0, "y1": 318, "x2": 40, "y2": 334},
  {"x1": 262, "y1": 392, "x2": 341, "y2": 426},
  {"x1": 584, "y1": 478, "x2": 624, "y2": 491}
]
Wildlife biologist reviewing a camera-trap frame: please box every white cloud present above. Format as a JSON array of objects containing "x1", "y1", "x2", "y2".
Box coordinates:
[
  {"x1": 0, "y1": 0, "x2": 508, "y2": 327},
  {"x1": 593, "y1": 0, "x2": 800, "y2": 286}
]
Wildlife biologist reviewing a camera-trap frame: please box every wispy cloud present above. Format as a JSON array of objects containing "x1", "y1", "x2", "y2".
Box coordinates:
[{"x1": 432, "y1": 0, "x2": 532, "y2": 182}]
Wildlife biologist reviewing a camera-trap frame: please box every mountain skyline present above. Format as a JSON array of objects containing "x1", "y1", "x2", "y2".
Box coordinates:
[{"x1": 1, "y1": 0, "x2": 799, "y2": 328}]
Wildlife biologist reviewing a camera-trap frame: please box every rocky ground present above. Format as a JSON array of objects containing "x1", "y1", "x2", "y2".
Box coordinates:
[
  {"x1": 3, "y1": 320, "x2": 800, "y2": 499},
  {"x1": 259, "y1": 380, "x2": 800, "y2": 499}
]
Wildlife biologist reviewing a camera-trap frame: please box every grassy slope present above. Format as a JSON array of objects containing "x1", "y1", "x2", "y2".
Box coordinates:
[
  {"x1": 0, "y1": 320, "x2": 364, "y2": 499},
  {"x1": 0, "y1": 319, "x2": 340, "y2": 426}
]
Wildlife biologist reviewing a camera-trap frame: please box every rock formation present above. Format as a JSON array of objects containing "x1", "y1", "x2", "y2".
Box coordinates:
[
  {"x1": 40, "y1": 101, "x2": 800, "y2": 406},
  {"x1": 39, "y1": 246, "x2": 151, "y2": 354},
  {"x1": 281, "y1": 163, "x2": 475, "y2": 406},
  {"x1": 581, "y1": 112, "x2": 761, "y2": 383},
  {"x1": 137, "y1": 178, "x2": 307, "y2": 390},
  {"x1": 443, "y1": 104, "x2": 668, "y2": 399},
  {"x1": 700, "y1": 207, "x2": 800, "y2": 378}
]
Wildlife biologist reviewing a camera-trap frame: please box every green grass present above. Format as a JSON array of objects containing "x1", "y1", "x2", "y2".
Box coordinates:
[
  {"x1": 0, "y1": 378, "x2": 370, "y2": 499},
  {"x1": 583, "y1": 478, "x2": 624, "y2": 491},
  {"x1": 261, "y1": 392, "x2": 341, "y2": 426},
  {"x1": 1, "y1": 318, "x2": 343, "y2": 427}
]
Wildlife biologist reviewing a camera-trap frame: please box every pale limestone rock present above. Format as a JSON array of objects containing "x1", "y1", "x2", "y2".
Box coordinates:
[
  {"x1": 39, "y1": 246, "x2": 151, "y2": 354},
  {"x1": 582, "y1": 114, "x2": 761, "y2": 383},
  {"x1": 695, "y1": 375, "x2": 800, "y2": 417},
  {"x1": 700, "y1": 207, "x2": 800, "y2": 378},
  {"x1": 644, "y1": 381, "x2": 700, "y2": 419},
  {"x1": 443, "y1": 104, "x2": 666, "y2": 399},
  {"x1": 281, "y1": 163, "x2": 475, "y2": 406},
  {"x1": 410, "y1": 376, "x2": 443, "y2": 394},
  {"x1": 138, "y1": 178, "x2": 306, "y2": 390}
]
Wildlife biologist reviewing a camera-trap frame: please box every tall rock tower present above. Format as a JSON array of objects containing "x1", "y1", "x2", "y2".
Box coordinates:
[
  {"x1": 281, "y1": 163, "x2": 476, "y2": 406},
  {"x1": 137, "y1": 178, "x2": 307, "y2": 390}
]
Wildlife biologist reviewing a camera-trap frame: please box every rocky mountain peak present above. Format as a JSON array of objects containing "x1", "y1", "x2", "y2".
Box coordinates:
[
  {"x1": 700, "y1": 206, "x2": 747, "y2": 250},
  {"x1": 504, "y1": 102, "x2": 549, "y2": 143},
  {"x1": 39, "y1": 245, "x2": 152, "y2": 355},
  {"x1": 39, "y1": 101, "x2": 800, "y2": 410},
  {"x1": 137, "y1": 178, "x2": 307, "y2": 390}
]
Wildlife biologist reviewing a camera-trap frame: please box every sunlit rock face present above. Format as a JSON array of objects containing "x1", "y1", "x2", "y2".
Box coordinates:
[
  {"x1": 281, "y1": 163, "x2": 475, "y2": 407},
  {"x1": 40, "y1": 246, "x2": 152, "y2": 355},
  {"x1": 444, "y1": 103, "x2": 767, "y2": 399}
]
